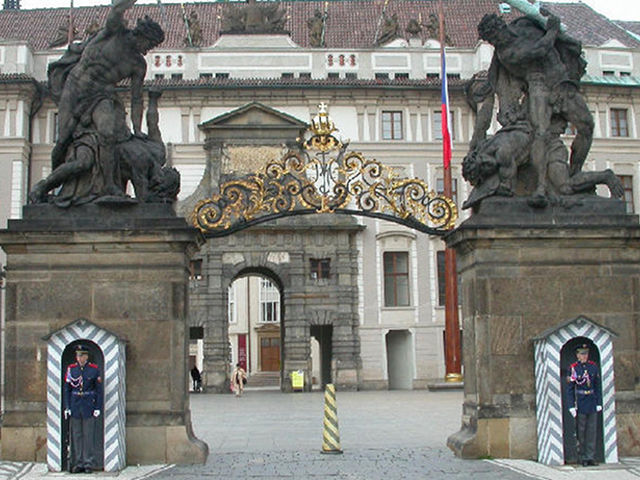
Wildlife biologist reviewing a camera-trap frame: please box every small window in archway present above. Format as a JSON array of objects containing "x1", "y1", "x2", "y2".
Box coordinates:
[
  {"x1": 310, "y1": 258, "x2": 331, "y2": 280},
  {"x1": 189, "y1": 259, "x2": 203, "y2": 280}
]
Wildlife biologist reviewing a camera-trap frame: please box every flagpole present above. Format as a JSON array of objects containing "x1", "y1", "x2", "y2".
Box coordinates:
[
  {"x1": 67, "y1": 0, "x2": 74, "y2": 45},
  {"x1": 438, "y1": 0, "x2": 462, "y2": 383}
]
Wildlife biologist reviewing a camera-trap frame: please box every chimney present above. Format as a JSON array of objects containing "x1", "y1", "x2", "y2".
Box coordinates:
[{"x1": 3, "y1": 0, "x2": 20, "y2": 10}]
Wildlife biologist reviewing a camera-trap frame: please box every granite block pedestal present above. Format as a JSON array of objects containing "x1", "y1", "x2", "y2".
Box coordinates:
[{"x1": 445, "y1": 197, "x2": 640, "y2": 460}]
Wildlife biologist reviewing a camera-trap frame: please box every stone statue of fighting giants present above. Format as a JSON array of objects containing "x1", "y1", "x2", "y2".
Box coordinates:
[
  {"x1": 462, "y1": 8, "x2": 624, "y2": 209},
  {"x1": 29, "y1": 0, "x2": 179, "y2": 206}
]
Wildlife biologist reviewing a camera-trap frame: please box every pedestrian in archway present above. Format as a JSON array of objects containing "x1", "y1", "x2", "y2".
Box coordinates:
[
  {"x1": 566, "y1": 344, "x2": 602, "y2": 466},
  {"x1": 190, "y1": 365, "x2": 202, "y2": 392},
  {"x1": 231, "y1": 363, "x2": 247, "y2": 397}
]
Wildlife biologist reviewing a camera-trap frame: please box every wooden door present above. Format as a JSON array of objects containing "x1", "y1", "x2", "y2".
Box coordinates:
[{"x1": 260, "y1": 337, "x2": 280, "y2": 371}]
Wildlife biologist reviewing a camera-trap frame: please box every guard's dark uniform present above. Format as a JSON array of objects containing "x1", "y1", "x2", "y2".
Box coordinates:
[
  {"x1": 566, "y1": 357, "x2": 601, "y2": 464},
  {"x1": 64, "y1": 348, "x2": 102, "y2": 473}
]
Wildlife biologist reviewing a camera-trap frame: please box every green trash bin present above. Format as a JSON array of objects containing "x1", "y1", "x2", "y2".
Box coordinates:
[{"x1": 290, "y1": 370, "x2": 304, "y2": 391}]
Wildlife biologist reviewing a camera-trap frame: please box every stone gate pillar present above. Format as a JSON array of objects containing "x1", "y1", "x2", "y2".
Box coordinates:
[
  {"x1": 445, "y1": 198, "x2": 640, "y2": 460},
  {"x1": 0, "y1": 203, "x2": 208, "y2": 465}
]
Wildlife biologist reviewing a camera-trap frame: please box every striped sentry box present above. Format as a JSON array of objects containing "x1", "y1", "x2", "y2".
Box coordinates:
[
  {"x1": 533, "y1": 316, "x2": 618, "y2": 465},
  {"x1": 45, "y1": 318, "x2": 126, "y2": 472}
]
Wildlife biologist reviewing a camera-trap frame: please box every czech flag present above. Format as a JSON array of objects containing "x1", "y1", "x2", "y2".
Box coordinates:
[{"x1": 440, "y1": 50, "x2": 452, "y2": 170}]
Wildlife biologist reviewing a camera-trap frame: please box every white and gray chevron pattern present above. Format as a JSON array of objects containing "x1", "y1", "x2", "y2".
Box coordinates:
[
  {"x1": 46, "y1": 318, "x2": 126, "y2": 472},
  {"x1": 534, "y1": 316, "x2": 618, "y2": 465}
]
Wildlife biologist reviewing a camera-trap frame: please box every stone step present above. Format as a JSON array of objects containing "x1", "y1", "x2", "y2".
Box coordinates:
[{"x1": 246, "y1": 372, "x2": 280, "y2": 387}]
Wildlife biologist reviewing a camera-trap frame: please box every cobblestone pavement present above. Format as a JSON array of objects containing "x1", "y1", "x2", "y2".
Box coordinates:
[{"x1": 4, "y1": 390, "x2": 640, "y2": 479}]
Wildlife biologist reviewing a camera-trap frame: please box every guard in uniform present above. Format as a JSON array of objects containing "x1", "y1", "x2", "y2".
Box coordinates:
[
  {"x1": 64, "y1": 345, "x2": 102, "y2": 473},
  {"x1": 566, "y1": 344, "x2": 602, "y2": 466}
]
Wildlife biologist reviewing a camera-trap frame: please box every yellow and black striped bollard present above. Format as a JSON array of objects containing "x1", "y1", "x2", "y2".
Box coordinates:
[{"x1": 321, "y1": 383, "x2": 343, "y2": 454}]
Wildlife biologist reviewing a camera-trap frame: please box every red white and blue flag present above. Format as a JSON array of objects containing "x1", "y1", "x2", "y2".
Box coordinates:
[{"x1": 440, "y1": 48, "x2": 452, "y2": 170}]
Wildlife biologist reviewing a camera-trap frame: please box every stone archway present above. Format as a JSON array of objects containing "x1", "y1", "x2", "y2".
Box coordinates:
[{"x1": 195, "y1": 218, "x2": 363, "y2": 393}]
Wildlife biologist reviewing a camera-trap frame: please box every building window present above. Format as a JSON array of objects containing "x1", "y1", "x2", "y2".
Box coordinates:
[
  {"x1": 189, "y1": 259, "x2": 203, "y2": 280},
  {"x1": 345, "y1": 72, "x2": 357, "y2": 79},
  {"x1": 228, "y1": 284, "x2": 236, "y2": 323},
  {"x1": 618, "y1": 175, "x2": 634, "y2": 213},
  {"x1": 383, "y1": 252, "x2": 410, "y2": 307},
  {"x1": 154, "y1": 74, "x2": 165, "y2": 80},
  {"x1": 436, "y1": 178, "x2": 458, "y2": 205},
  {"x1": 259, "y1": 278, "x2": 280, "y2": 323},
  {"x1": 375, "y1": 72, "x2": 389, "y2": 80},
  {"x1": 611, "y1": 108, "x2": 629, "y2": 137},
  {"x1": 395, "y1": 73, "x2": 409, "y2": 79},
  {"x1": 189, "y1": 327, "x2": 204, "y2": 340},
  {"x1": 53, "y1": 112, "x2": 59, "y2": 142},
  {"x1": 299, "y1": 72, "x2": 311, "y2": 78},
  {"x1": 603, "y1": 70, "x2": 615, "y2": 76},
  {"x1": 446, "y1": 73, "x2": 461, "y2": 80},
  {"x1": 199, "y1": 73, "x2": 213, "y2": 78},
  {"x1": 281, "y1": 72, "x2": 294, "y2": 79},
  {"x1": 436, "y1": 251, "x2": 461, "y2": 306},
  {"x1": 216, "y1": 72, "x2": 229, "y2": 79},
  {"x1": 328, "y1": 72, "x2": 340, "y2": 79},
  {"x1": 437, "y1": 251, "x2": 446, "y2": 306},
  {"x1": 433, "y1": 110, "x2": 456, "y2": 141},
  {"x1": 382, "y1": 111, "x2": 403, "y2": 140},
  {"x1": 426, "y1": 73, "x2": 440, "y2": 79},
  {"x1": 564, "y1": 123, "x2": 578, "y2": 135},
  {"x1": 310, "y1": 258, "x2": 330, "y2": 280},
  {"x1": 620, "y1": 72, "x2": 631, "y2": 77},
  {"x1": 171, "y1": 73, "x2": 183, "y2": 80}
]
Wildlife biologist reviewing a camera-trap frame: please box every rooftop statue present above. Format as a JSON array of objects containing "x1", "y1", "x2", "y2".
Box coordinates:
[
  {"x1": 462, "y1": 8, "x2": 624, "y2": 209},
  {"x1": 307, "y1": 9, "x2": 326, "y2": 48},
  {"x1": 29, "y1": 0, "x2": 179, "y2": 206},
  {"x1": 221, "y1": 0, "x2": 287, "y2": 35},
  {"x1": 375, "y1": 13, "x2": 400, "y2": 46}
]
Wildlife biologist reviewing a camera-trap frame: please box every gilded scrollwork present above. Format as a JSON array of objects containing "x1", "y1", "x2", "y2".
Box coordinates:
[{"x1": 191, "y1": 105, "x2": 457, "y2": 236}]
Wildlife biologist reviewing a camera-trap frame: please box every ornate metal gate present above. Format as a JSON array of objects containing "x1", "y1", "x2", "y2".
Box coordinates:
[{"x1": 191, "y1": 104, "x2": 457, "y2": 235}]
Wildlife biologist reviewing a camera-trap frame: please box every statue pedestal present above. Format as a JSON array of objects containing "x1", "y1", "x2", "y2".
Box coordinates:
[
  {"x1": 0, "y1": 203, "x2": 208, "y2": 465},
  {"x1": 445, "y1": 197, "x2": 640, "y2": 460}
]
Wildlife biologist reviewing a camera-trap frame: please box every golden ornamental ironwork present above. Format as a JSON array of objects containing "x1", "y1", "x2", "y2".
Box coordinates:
[{"x1": 191, "y1": 105, "x2": 457, "y2": 236}]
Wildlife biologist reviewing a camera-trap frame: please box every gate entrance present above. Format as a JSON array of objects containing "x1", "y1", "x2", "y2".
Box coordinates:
[
  {"x1": 386, "y1": 330, "x2": 414, "y2": 390},
  {"x1": 310, "y1": 325, "x2": 333, "y2": 389},
  {"x1": 184, "y1": 102, "x2": 457, "y2": 393}
]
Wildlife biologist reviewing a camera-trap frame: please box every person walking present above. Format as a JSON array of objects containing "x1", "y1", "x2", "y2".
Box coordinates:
[
  {"x1": 231, "y1": 363, "x2": 247, "y2": 397},
  {"x1": 566, "y1": 344, "x2": 602, "y2": 466},
  {"x1": 64, "y1": 344, "x2": 103, "y2": 474},
  {"x1": 190, "y1": 365, "x2": 202, "y2": 392}
]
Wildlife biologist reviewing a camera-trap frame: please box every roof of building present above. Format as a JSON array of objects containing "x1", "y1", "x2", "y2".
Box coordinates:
[
  {"x1": 616, "y1": 20, "x2": 640, "y2": 40},
  {"x1": 0, "y1": 0, "x2": 638, "y2": 52}
]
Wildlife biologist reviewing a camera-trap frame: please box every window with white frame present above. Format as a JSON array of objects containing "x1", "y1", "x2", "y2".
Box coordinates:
[
  {"x1": 610, "y1": 108, "x2": 629, "y2": 137},
  {"x1": 381, "y1": 110, "x2": 403, "y2": 140},
  {"x1": 436, "y1": 177, "x2": 458, "y2": 206},
  {"x1": 383, "y1": 251, "x2": 410, "y2": 307},
  {"x1": 618, "y1": 175, "x2": 634, "y2": 213},
  {"x1": 433, "y1": 110, "x2": 456, "y2": 141},
  {"x1": 228, "y1": 284, "x2": 236, "y2": 323},
  {"x1": 10, "y1": 160, "x2": 24, "y2": 219},
  {"x1": 259, "y1": 278, "x2": 280, "y2": 323}
]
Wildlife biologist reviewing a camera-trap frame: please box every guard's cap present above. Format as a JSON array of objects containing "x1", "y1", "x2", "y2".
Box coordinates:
[
  {"x1": 576, "y1": 344, "x2": 589, "y2": 354},
  {"x1": 74, "y1": 344, "x2": 89, "y2": 355}
]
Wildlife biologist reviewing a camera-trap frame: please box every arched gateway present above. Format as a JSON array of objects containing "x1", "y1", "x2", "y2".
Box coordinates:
[{"x1": 182, "y1": 102, "x2": 456, "y2": 392}]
